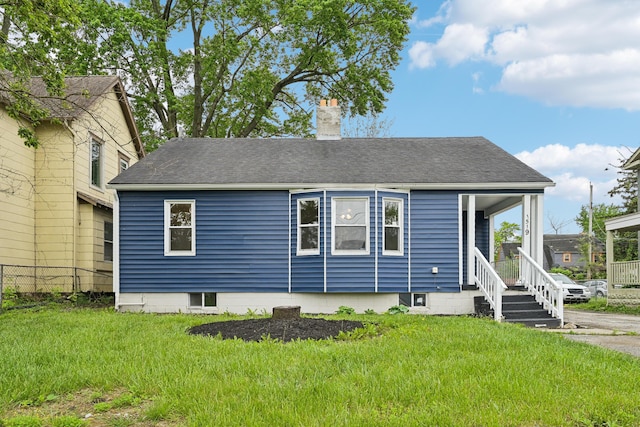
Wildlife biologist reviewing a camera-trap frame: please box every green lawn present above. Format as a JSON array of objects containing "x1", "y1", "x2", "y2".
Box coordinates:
[
  {"x1": 1, "y1": 307, "x2": 640, "y2": 426},
  {"x1": 573, "y1": 298, "x2": 640, "y2": 315}
]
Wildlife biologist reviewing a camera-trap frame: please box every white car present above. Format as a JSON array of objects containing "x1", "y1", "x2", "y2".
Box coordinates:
[
  {"x1": 549, "y1": 273, "x2": 592, "y2": 303},
  {"x1": 583, "y1": 280, "x2": 608, "y2": 298}
]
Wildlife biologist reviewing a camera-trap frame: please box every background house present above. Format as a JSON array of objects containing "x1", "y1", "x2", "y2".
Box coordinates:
[
  {"x1": 499, "y1": 234, "x2": 604, "y2": 271},
  {"x1": 0, "y1": 76, "x2": 144, "y2": 292},
  {"x1": 109, "y1": 102, "x2": 554, "y2": 314},
  {"x1": 605, "y1": 146, "x2": 640, "y2": 304}
]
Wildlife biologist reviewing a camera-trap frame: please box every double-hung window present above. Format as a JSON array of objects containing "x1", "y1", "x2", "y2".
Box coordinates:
[
  {"x1": 383, "y1": 198, "x2": 403, "y2": 255},
  {"x1": 164, "y1": 200, "x2": 196, "y2": 256},
  {"x1": 104, "y1": 221, "x2": 113, "y2": 262},
  {"x1": 90, "y1": 137, "x2": 103, "y2": 189},
  {"x1": 297, "y1": 198, "x2": 320, "y2": 255},
  {"x1": 332, "y1": 198, "x2": 369, "y2": 255},
  {"x1": 119, "y1": 153, "x2": 130, "y2": 173}
]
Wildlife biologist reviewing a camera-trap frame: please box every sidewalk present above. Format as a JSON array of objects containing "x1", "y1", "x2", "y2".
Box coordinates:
[{"x1": 550, "y1": 309, "x2": 640, "y2": 357}]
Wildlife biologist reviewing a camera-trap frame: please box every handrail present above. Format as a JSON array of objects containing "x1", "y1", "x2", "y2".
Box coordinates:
[
  {"x1": 517, "y1": 247, "x2": 563, "y2": 325},
  {"x1": 474, "y1": 247, "x2": 508, "y2": 321}
]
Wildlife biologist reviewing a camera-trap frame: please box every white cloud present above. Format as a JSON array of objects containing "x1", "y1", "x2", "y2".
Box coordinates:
[
  {"x1": 410, "y1": 0, "x2": 640, "y2": 110},
  {"x1": 516, "y1": 143, "x2": 624, "y2": 205}
]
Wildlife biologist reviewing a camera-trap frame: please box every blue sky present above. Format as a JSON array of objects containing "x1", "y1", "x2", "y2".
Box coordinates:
[{"x1": 379, "y1": 0, "x2": 640, "y2": 234}]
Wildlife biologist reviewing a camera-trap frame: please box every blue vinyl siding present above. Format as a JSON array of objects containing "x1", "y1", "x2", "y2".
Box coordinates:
[
  {"x1": 377, "y1": 192, "x2": 409, "y2": 292},
  {"x1": 461, "y1": 211, "x2": 490, "y2": 284},
  {"x1": 326, "y1": 191, "x2": 376, "y2": 292},
  {"x1": 119, "y1": 191, "x2": 289, "y2": 293},
  {"x1": 410, "y1": 191, "x2": 460, "y2": 292},
  {"x1": 291, "y1": 192, "x2": 325, "y2": 292}
]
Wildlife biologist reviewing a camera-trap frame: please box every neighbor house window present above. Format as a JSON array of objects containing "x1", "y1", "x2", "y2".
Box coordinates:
[
  {"x1": 332, "y1": 198, "x2": 369, "y2": 255},
  {"x1": 297, "y1": 198, "x2": 320, "y2": 255},
  {"x1": 104, "y1": 221, "x2": 113, "y2": 262},
  {"x1": 562, "y1": 252, "x2": 571, "y2": 263},
  {"x1": 90, "y1": 137, "x2": 103, "y2": 188},
  {"x1": 118, "y1": 153, "x2": 130, "y2": 173},
  {"x1": 189, "y1": 293, "x2": 216, "y2": 308},
  {"x1": 164, "y1": 200, "x2": 196, "y2": 256},
  {"x1": 383, "y1": 198, "x2": 403, "y2": 255}
]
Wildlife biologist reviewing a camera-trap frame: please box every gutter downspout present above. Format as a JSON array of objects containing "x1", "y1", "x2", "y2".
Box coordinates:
[
  {"x1": 113, "y1": 191, "x2": 120, "y2": 309},
  {"x1": 62, "y1": 119, "x2": 78, "y2": 289}
]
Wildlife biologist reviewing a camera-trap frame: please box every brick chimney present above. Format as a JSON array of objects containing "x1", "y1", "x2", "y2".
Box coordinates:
[{"x1": 316, "y1": 98, "x2": 341, "y2": 140}]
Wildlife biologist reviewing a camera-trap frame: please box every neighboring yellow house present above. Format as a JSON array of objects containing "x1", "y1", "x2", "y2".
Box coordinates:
[{"x1": 0, "y1": 76, "x2": 144, "y2": 293}]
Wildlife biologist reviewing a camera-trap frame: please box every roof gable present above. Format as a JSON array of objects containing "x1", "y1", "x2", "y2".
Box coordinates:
[
  {"x1": 1, "y1": 75, "x2": 144, "y2": 159},
  {"x1": 109, "y1": 136, "x2": 553, "y2": 189}
]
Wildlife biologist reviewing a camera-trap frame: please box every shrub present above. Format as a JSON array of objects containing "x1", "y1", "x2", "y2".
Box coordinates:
[
  {"x1": 387, "y1": 305, "x2": 409, "y2": 315},
  {"x1": 336, "y1": 306, "x2": 355, "y2": 315}
]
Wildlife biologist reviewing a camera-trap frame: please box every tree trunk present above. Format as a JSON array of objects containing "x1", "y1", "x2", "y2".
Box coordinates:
[{"x1": 272, "y1": 306, "x2": 301, "y2": 320}]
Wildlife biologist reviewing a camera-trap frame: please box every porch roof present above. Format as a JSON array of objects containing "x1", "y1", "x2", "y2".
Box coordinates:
[{"x1": 606, "y1": 212, "x2": 640, "y2": 232}]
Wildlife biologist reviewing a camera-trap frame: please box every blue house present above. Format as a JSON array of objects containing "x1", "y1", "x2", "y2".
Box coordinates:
[{"x1": 109, "y1": 102, "x2": 554, "y2": 315}]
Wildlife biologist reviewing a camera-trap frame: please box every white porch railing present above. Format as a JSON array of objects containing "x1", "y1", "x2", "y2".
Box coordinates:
[
  {"x1": 609, "y1": 260, "x2": 640, "y2": 288},
  {"x1": 518, "y1": 247, "x2": 563, "y2": 324},
  {"x1": 474, "y1": 247, "x2": 508, "y2": 321}
]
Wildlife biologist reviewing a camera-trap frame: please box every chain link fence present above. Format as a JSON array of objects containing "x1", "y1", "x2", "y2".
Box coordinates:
[{"x1": 0, "y1": 264, "x2": 113, "y2": 304}]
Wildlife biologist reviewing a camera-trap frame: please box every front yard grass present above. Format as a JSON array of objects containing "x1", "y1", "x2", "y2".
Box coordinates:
[
  {"x1": 572, "y1": 298, "x2": 640, "y2": 315},
  {"x1": 1, "y1": 307, "x2": 640, "y2": 426}
]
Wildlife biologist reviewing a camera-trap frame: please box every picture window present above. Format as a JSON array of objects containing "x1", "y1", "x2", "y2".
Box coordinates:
[{"x1": 332, "y1": 198, "x2": 369, "y2": 255}]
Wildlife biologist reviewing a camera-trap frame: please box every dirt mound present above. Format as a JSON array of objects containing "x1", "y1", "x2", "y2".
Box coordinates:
[{"x1": 188, "y1": 317, "x2": 364, "y2": 342}]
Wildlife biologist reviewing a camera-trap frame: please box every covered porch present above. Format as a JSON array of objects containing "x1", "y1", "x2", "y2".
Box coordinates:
[
  {"x1": 605, "y1": 212, "x2": 640, "y2": 305},
  {"x1": 466, "y1": 193, "x2": 564, "y2": 327}
]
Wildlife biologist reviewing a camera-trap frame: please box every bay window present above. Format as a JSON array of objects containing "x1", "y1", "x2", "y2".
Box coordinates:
[
  {"x1": 332, "y1": 198, "x2": 369, "y2": 255},
  {"x1": 297, "y1": 198, "x2": 320, "y2": 255},
  {"x1": 383, "y1": 198, "x2": 403, "y2": 255}
]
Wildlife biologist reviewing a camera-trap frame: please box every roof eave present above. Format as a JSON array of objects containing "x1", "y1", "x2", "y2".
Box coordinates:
[{"x1": 108, "y1": 181, "x2": 555, "y2": 192}]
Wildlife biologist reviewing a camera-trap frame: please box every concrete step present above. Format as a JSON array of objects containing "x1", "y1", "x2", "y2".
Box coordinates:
[{"x1": 474, "y1": 294, "x2": 561, "y2": 328}]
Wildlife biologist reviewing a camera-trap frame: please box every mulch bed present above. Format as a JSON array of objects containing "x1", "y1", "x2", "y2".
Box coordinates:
[{"x1": 188, "y1": 317, "x2": 364, "y2": 342}]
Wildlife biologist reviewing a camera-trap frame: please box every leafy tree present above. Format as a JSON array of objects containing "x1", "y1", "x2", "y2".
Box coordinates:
[
  {"x1": 60, "y1": 0, "x2": 414, "y2": 150},
  {"x1": 493, "y1": 221, "x2": 521, "y2": 262},
  {"x1": 575, "y1": 203, "x2": 637, "y2": 263},
  {"x1": 608, "y1": 150, "x2": 638, "y2": 214},
  {"x1": 342, "y1": 112, "x2": 394, "y2": 138},
  {"x1": 0, "y1": 0, "x2": 81, "y2": 147}
]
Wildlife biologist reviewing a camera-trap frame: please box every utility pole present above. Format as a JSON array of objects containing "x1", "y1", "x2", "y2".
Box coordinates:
[{"x1": 587, "y1": 182, "x2": 593, "y2": 280}]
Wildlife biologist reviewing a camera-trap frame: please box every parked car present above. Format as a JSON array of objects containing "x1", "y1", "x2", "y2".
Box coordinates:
[
  {"x1": 549, "y1": 273, "x2": 591, "y2": 303},
  {"x1": 583, "y1": 279, "x2": 608, "y2": 298}
]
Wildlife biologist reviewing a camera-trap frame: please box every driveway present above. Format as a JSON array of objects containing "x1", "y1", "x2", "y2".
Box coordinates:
[{"x1": 557, "y1": 309, "x2": 640, "y2": 357}]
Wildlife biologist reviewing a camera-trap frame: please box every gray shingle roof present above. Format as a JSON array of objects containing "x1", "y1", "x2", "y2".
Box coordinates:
[
  {"x1": 109, "y1": 136, "x2": 553, "y2": 189},
  {"x1": 1, "y1": 75, "x2": 145, "y2": 159},
  {"x1": 0, "y1": 75, "x2": 120, "y2": 119}
]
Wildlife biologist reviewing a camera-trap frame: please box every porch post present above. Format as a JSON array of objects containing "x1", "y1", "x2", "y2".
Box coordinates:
[
  {"x1": 467, "y1": 195, "x2": 476, "y2": 286},
  {"x1": 521, "y1": 195, "x2": 531, "y2": 256},
  {"x1": 489, "y1": 214, "x2": 496, "y2": 264},
  {"x1": 606, "y1": 230, "x2": 614, "y2": 286},
  {"x1": 531, "y1": 194, "x2": 544, "y2": 266}
]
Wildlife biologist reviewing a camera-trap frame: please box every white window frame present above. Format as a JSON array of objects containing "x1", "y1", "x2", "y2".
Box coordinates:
[
  {"x1": 90, "y1": 136, "x2": 104, "y2": 189},
  {"x1": 331, "y1": 197, "x2": 370, "y2": 255},
  {"x1": 382, "y1": 198, "x2": 403, "y2": 256},
  {"x1": 164, "y1": 200, "x2": 196, "y2": 256},
  {"x1": 118, "y1": 152, "x2": 130, "y2": 173},
  {"x1": 189, "y1": 292, "x2": 216, "y2": 308},
  {"x1": 297, "y1": 198, "x2": 320, "y2": 256}
]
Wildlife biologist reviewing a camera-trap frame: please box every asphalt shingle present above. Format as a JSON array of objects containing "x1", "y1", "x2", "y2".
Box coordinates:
[{"x1": 109, "y1": 136, "x2": 553, "y2": 188}]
